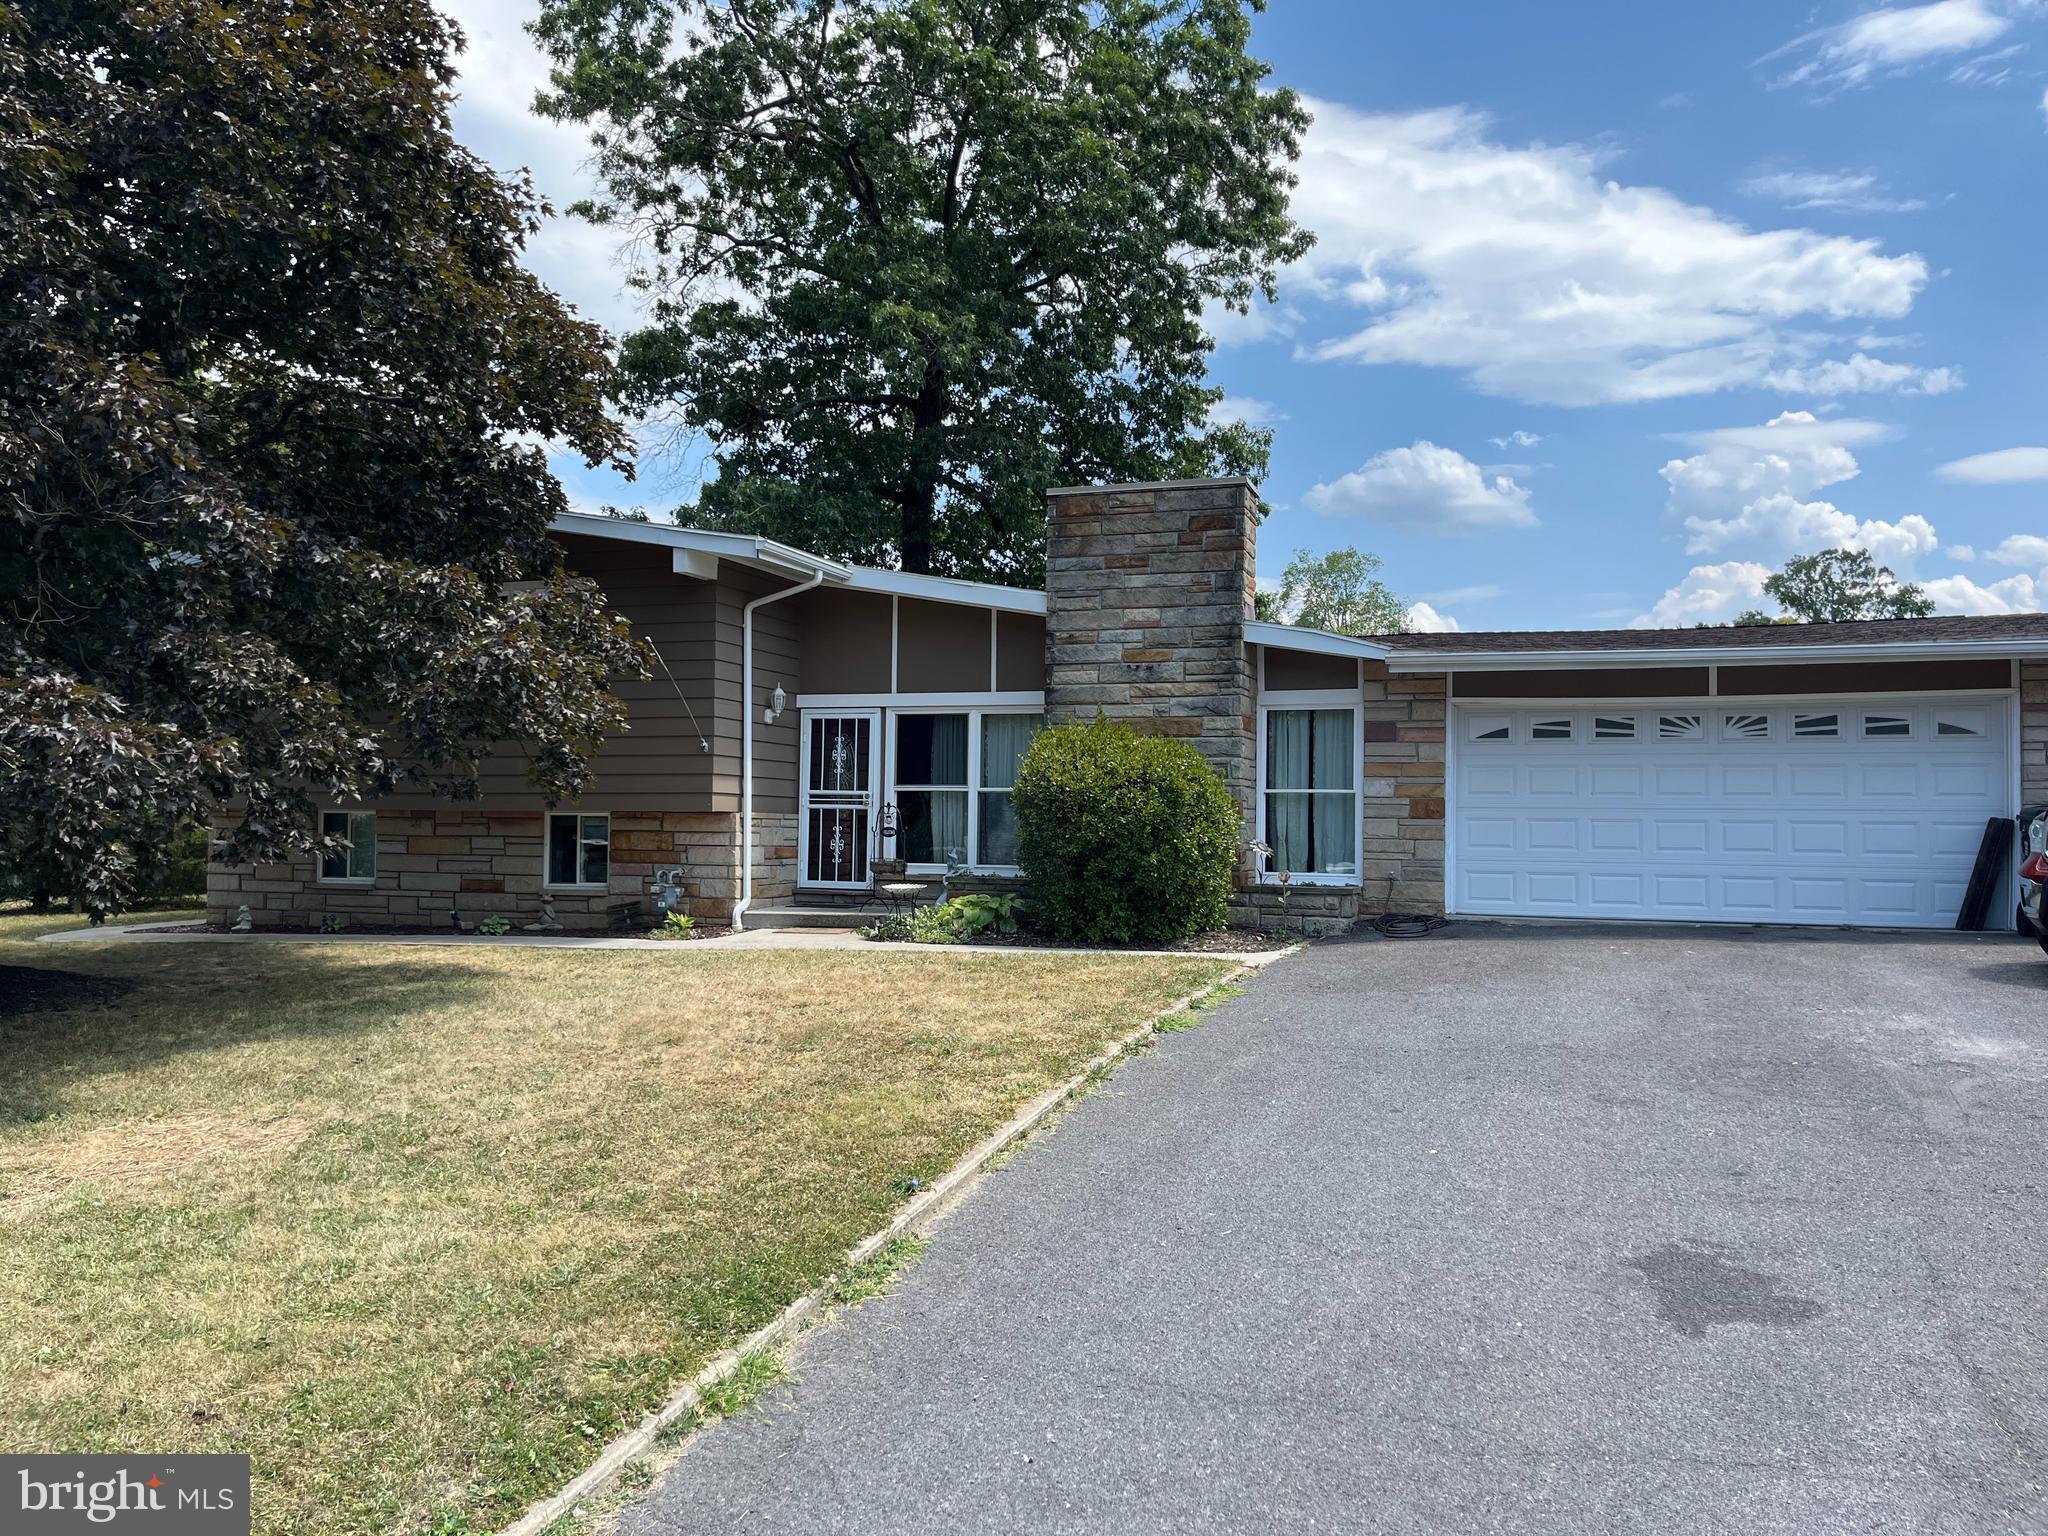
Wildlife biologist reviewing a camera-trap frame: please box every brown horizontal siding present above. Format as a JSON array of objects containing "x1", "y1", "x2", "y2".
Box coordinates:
[
  {"x1": 1716, "y1": 659, "x2": 2011, "y2": 695},
  {"x1": 1450, "y1": 667, "x2": 1711, "y2": 699},
  {"x1": 1263, "y1": 645, "x2": 1358, "y2": 693}
]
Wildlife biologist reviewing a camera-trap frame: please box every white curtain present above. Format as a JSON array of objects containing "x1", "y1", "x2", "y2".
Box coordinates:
[
  {"x1": 1311, "y1": 709, "x2": 1354, "y2": 874},
  {"x1": 927, "y1": 715, "x2": 968, "y2": 862},
  {"x1": 1266, "y1": 711, "x2": 1311, "y2": 872},
  {"x1": 978, "y1": 713, "x2": 1042, "y2": 865}
]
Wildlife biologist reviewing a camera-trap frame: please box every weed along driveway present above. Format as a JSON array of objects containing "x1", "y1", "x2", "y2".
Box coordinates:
[{"x1": 617, "y1": 925, "x2": 2048, "y2": 1536}]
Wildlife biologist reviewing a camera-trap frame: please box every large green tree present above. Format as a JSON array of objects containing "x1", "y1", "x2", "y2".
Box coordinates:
[
  {"x1": 535, "y1": 0, "x2": 1312, "y2": 581},
  {"x1": 1259, "y1": 547, "x2": 1409, "y2": 635},
  {"x1": 1762, "y1": 548, "x2": 1936, "y2": 623},
  {"x1": 1, "y1": 0, "x2": 649, "y2": 915}
]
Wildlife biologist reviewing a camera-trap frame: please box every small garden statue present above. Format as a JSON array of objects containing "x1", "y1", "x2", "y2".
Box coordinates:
[
  {"x1": 524, "y1": 893, "x2": 562, "y2": 932},
  {"x1": 230, "y1": 904, "x2": 253, "y2": 933}
]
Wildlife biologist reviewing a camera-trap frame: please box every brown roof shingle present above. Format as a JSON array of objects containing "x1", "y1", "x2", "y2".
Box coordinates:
[{"x1": 1379, "y1": 613, "x2": 2048, "y2": 653}]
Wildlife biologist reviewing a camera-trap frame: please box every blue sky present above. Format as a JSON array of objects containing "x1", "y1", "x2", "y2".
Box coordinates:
[{"x1": 440, "y1": 0, "x2": 2048, "y2": 630}]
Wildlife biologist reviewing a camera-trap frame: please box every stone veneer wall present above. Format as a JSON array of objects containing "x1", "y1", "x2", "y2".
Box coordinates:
[
  {"x1": 1043, "y1": 478, "x2": 1260, "y2": 872},
  {"x1": 2025, "y1": 659, "x2": 2048, "y2": 808},
  {"x1": 206, "y1": 808, "x2": 798, "y2": 930},
  {"x1": 1361, "y1": 663, "x2": 1448, "y2": 914}
]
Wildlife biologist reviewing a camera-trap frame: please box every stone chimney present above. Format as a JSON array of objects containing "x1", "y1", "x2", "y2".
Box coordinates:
[{"x1": 1043, "y1": 478, "x2": 1259, "y2": 835}]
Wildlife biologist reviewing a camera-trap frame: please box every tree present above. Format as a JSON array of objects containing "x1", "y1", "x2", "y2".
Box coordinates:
[
  {"x1": 534, "y1": 0, "x2": 1313, "y2": 582},
  {"x1": 1, "y1": 0, "x2": 649, "y2": 916},
  {"x1": 1732, "y1": 610, "x2": 1780, "y2": 627},
  {"x1": 1762, "y1": 549, "x2": 1935, "y2": 624},
  {"x1": 1272, "y1": 548, "x2": 1409, "y2": 636}
]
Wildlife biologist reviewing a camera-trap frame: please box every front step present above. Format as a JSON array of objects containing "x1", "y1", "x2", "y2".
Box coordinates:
[{"x1": 742, "y1": 906, "x2": 873, "y2": 930}]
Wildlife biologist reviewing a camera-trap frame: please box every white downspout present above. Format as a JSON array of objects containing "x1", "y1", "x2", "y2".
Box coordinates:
[{"x1": 734, "y1": 570, "x2": 826, "y2": 930}]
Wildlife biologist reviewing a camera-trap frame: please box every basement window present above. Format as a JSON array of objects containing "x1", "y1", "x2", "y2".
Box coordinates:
[
  {"x1": 318, "y1": 811, "x2": 377, "y2": 883},
  {"x1": 547, "y1": 812, "x2": 610, "y2": 888}
]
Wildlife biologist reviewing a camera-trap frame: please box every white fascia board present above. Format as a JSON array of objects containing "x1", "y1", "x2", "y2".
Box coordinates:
[
  {"x1": 1244, "y1": 620, "x2": 1391, "y2": 661},
  {"x1": 839, "y1": 565, "x2": 1046, "y2": 614},
  {"x1": 1385, "y1": 637, "x2": 2048, "y2": 671},
  {"x1": 548, "y1": 513, "x2": 851, "y2": 582}
]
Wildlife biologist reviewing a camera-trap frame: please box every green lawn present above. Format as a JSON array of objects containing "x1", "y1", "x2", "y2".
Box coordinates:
[{"x1": 0, "y1": 905, "x2": 1230, "y2": 1535}]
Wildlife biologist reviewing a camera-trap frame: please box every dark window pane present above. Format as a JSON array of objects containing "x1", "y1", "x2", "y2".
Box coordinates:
[{"x1": 548, "y1": 815, "x2": 578, "y2": 885}]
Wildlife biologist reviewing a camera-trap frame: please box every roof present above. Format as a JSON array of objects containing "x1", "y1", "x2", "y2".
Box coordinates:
[
  {"x1": 549, "y1": 512, "x2": 1045, "y2": 614},
  {"x1": 1378, "y1": 612, "x2": 2048, "y2": 670},
  {"x1": 1381, "y1": 614, "x2": 2048, "y2": 653}
]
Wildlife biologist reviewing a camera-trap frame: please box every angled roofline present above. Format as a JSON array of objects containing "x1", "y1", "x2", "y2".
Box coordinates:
[
  {"x1": 549, "y1": 513, "x2": 1044, "y2": 611},
  {"x1": 1384, "y1": 636, "x2": 2048, "y2": 671},
  {"x1": 1244, "y1": 620, "x2": 1391, "y2": 662}
]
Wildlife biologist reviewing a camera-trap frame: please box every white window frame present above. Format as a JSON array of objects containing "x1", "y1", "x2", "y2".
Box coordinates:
[
  {"x1": 1255, "y1": 692, "x2": 1363, "y2": 887},
  {"x1": 887, "y1": 706, "x2": 1045, "y2": 874},
  {"x1": 317, "y1": 809, "x2": 377, "y2": 885},
  {"x1": 544, "y1": 810, "x2": 611, "y2": 891}
]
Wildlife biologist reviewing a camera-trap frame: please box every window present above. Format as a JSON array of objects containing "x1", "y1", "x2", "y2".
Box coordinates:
[
  {"x1": 318, "y1": 811, "x2": 377, "y2": 882},
  {"x1": 1793, "y1": 712, "x2": 1839, "y2": 738},
  {"x1": 1861, "y1": 713, "x2": 1912, "y2": 739},
  {"x1": 1935, "y1": 710, "x2": 1986, "y2": 738},
  {"x1": 547, "y1": 812, "x2": 610, "y2": 887},
  {"x1": 1262, "y1": 708, "x2": 1356, "y2": 878},
  {"x1": 976, "y1": 713, "x2": 1043, "y2": 867},
  {"x1": 895, "y1": 714, "x2": 970, "y2": 866},
  {"x1": 1723, "y1": 713, "x2": 1771, "y2": 740},
  {"x1": 1467, "y1": 715, "x2": 1511, "y2": 742},
  {"x1": 1658, "y1": 714, "x2": 1703, "y2": 741},
  {"x1": 1530, "y1": 718, "x2": 1573, "y2": 741},
  {"x1": 1593, "y1": 715, "x2": 1636, "y2": 740}
]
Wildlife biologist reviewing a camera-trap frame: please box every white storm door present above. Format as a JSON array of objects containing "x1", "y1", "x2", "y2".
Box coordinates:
[{"x1": 800, "y1": 712, "x2": 880, "y2": 888}]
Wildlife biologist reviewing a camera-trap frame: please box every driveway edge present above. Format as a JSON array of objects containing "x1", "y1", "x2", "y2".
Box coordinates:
[{"x1": 496, "y1": 954, "x2": 1282, "y2": 1536}]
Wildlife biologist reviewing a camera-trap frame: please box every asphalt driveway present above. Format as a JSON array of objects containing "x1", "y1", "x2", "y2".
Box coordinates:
[{"x1": 620, "y1": 924, "x2": 2048, "y2": 1536}]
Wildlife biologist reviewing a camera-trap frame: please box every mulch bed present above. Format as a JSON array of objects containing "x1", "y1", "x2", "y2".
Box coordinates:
[
  {"x1": 0, "y1": 965, "x2": 138, "y2": 1015},
  {"x1": 963, "y1": 926, "x2": 1294, "y2": 953}
]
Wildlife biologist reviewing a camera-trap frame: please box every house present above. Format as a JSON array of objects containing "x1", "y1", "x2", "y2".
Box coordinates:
[{"x1": 208, "y1": 479, "x2": 2048, "y2": 935}]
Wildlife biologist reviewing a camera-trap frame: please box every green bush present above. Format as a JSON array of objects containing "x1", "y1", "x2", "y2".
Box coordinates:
[{"x1": 1013, "y1": 717, "x2": 1239, "y2": 944}]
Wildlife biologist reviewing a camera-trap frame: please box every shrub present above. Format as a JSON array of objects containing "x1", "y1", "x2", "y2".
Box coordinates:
[
  {"x1": 1013, "y1": 718, "x2": 1239, "y2": 944},
  {"x1": 650, "y1": 911, "x2": 696, "y2": 941},
  {"x1": 476, "y1": 914, "x2": 511, "y2": 936}
]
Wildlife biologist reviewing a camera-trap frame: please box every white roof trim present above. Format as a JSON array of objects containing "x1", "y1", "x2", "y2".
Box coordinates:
[
  {"x1": 842, "y1": 565, "x2": 1045, "y2": 613},
  {"x1": 1385, "y1": 637, "x2": 2048, "y2": 671},
  {"x1": 550, "y1": 512, "x2": 1043, "y2": 611},
  {"x1": 1245, "y1": 620, "x2": 1391, "y2": 661}
]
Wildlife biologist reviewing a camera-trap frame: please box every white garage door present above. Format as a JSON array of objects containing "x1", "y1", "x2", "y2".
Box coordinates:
[{"x1": 1451, "y1": 698, "x2": 2011, "y2": 929}]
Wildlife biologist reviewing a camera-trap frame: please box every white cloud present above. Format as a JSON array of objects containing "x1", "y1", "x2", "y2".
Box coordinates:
[
  {"x1": 1631, "y1": 561, "x2": 1775, "y2": 628},
  {"x1": 1764, "y1": 0, "x2": 2015, "y2": 90},
  {"x1": 1488, "y1": 430, "x2": 1544, "y2": 449},
  {"x1": 1304, "y1": 441, "x2": 1538, "y2": 534},
  {"x1": 1207, "y1": 396, "x2": 1286, "y2": 429},
  {"x1": 2041, "y1": 82, "x2": 2048, "y2": 125},
  {"x1": 1416, "y1": 583, "x2": 1505, "y2": 605},
  {"x1": 1947, "y1": 543, "x2": 1978, "y2": 560},
  {"x1": 1990, "y1": 534, "x2": 2048, "y2": 566},
  {"x1": 1936, "y1": 446, "x2": 2048, "y2": 482},
  {"x1": 1921, "y1": 570, "x2": 2045, "y2": 613},
  {"x1": 1204, "y1": 296, "x2": 1300, "y2": 347},
  {"x1": 1762, "y1": 353, "x2": 1961, "y2": 395},
  {"x1": 1288, "y1": 101, "x2": 1942, "y2": 406},
  {"x1": 1740, "y1": 169, "x2": 1927, "y2": 213},
  {"x1": 1405, "y1": 601, "x2": 1463, "y2": 633},
  {"x1": 1661, "y1": 410, "x2": 1937, "y2": 567}
]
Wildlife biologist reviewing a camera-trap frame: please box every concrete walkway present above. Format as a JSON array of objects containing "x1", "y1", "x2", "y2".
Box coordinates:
[
  {"x1": 36, "y1": 918, "x2": 1297, "y2": 964},
  {"x1": 613, "y1": 922, "x2": 2048, "y2": 1536}
]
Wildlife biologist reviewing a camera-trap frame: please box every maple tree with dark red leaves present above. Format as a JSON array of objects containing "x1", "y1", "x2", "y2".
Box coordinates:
[{"x1": 1, "y1": 0, "x2": 649, "y2": 915}]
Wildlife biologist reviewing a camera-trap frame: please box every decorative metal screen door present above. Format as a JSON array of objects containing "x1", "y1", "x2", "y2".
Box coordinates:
[{"x1": 800, "y1": 713, "x2": 877, "y2": 887}]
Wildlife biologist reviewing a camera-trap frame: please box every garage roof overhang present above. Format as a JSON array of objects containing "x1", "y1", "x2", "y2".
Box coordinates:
[
  {"x1": 1244, "y1": 620, "x2": 1391, "y2": 661},
  {"x1": 1384, "y1": 637, "x2": 2048, "y2": 673}
]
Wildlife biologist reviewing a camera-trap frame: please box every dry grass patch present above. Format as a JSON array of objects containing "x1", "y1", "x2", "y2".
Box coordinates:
[{"x1": 0, "y1": 906, "x2": 1229, "y2": 1535}]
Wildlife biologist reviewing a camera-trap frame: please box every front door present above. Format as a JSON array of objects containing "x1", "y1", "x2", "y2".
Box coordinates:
[{"x1": 800, "y1": 712, "x2": 879, "y2": 887}]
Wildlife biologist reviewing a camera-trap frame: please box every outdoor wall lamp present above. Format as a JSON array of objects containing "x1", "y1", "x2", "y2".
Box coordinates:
[{"x1": 763, "y1": 682, "x2": 787, "y2": 724}]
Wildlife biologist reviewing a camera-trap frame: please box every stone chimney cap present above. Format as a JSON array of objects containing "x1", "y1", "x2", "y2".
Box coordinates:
[{"x1": 1045, "y1": 476, "x2": 1260, "y2": 497}]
